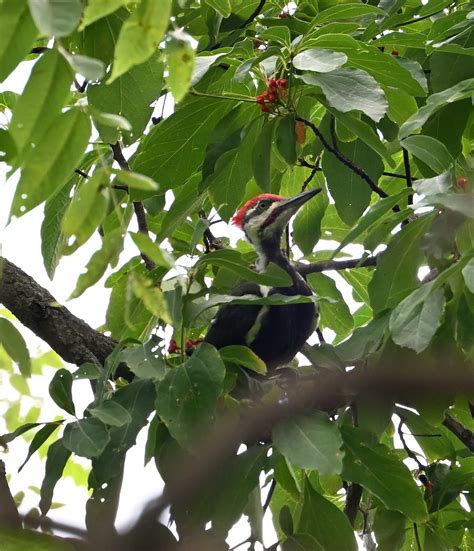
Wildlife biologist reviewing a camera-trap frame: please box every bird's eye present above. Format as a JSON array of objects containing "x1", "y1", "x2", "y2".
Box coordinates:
[{"x1": 258, "y1": 200, "x2": 269, "y2": 211}]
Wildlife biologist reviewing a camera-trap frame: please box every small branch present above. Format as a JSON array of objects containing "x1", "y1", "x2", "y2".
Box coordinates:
[
  {"x1": 344, "y1": 483, "x2": 363, "y2": 526},
  {"x1": 402, "y1": 149, "x2": 413, "y2": 226},
  {"x1": 199, "y1": 210, "x2": 225, "y2": 253},
  {"x1": 413, "y1": 523, "x2": 422, "y2": 551},
  {"x1": 316, "y1": 327, "x2": 326, "y2": 343},
  {"x1": 74, "y1": 77, "x2": 88, "y2": 93},
  {"x1": 397, "y1": 417, "x2": 426, "y2": 471},
  {"x1": 442, "y1": 413, "x2": 474, "y2": 452},
  {"x1": 263, "y1": 479, "x2": 276, "y2": 512},
  {"x1": 74, "y1": 168, "x2": 90, "y2": 179},
  {"x1": 238, "y1": 0, "x2": 266, "y2": 29},
  {"x1": 110, "y1": 142, "x2": 156, "y2": 272},
  {"x1": 296, "y1": 255, "x2": 378, "y2": 276},
  {"x1": 301, "y1": 158, "x2": 321, "y2": 191},
  {"x1": 29, "y1": 46, "x2": 49, "y2": 54},
  {"x1": 383, "y1": 171, "x2": 418, "y2": 182},
  {"x1": 0, "y1": 460, "x2": 21, "y2": 529}
]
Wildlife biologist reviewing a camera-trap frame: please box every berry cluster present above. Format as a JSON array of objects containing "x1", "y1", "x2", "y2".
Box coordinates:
[
  {"x1": 255, "y1": 78, "x2": 288, "y2": 112},
  {"x1": 167, "y1": 338, "x2": 203, "y2": 355}
]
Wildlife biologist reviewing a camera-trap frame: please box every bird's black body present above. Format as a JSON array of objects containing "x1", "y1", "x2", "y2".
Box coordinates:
[{"x1": 204, "y1": 189, "x2": 320, "y2": 372}]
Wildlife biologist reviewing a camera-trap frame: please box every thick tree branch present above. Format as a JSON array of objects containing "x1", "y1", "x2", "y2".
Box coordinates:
[
  {"x1": 344, "y1": 483, "x2": 363, "y2": 526},
  {"x1": 442, "y1": 413, "x2": 474, "y2": 452},
  {"x1": 296, "y1": 255, "x2": 378, "y2": 276},
  {"x1": 0, "y1": 460, "x2": 21, "y2": 530},
  {"x1": 0, "y1": 257, "x2": 116, "y2": 368}
]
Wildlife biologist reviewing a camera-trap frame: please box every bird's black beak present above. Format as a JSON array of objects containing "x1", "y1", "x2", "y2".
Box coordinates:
[{"x1": 279, "y1": 187, "x2": 322, "y2": 212}]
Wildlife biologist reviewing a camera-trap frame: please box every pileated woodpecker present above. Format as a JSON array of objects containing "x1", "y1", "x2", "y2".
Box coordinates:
[{"x1": 204, "y1": 188, "x2": 321, "y2": 372}]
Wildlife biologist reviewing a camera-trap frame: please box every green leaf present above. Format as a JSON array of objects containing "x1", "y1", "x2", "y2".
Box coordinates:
[
  {"x1": 302, "y1": 67, "x2": 388, "y2": 122},
  {"x1": 196, "y1": 249, "x2": 292, "y2": 287},
  {"x1": 63, "y1": 418, "x2": 111, "y2": 458},
  {"x1": 312, "y1": 3, "x2": 384, "y2": 25},
  {"x1": 119, "y1": 337, "x2": 167, "y2": 380},
  {"x1": 0, "y1": 129, "x2": 16, "y2": 163},
  {"x1": 341, "y1": 426, "x2": 428, "y2": 522},
  {"x1": 373, "y1": 509, "x2": 407, "y2": 551},
  {"x1": 155, "y1": 343, "x2": 225, "y2": 447},
  {"x1": 293, "y1": 48, "x2": 347, "y2": 73},
  {"x1": 0, "y1": 528, "x2": 76, "y2": 550},
  {"x1": 390, "y1": 288, "x2": 445, "y2": 353},
  {"x1": 61, "y1": 169, "x2": 109, "y2": 250},
  {"x1": 113, "y1": 170, "x2": 159, "y2": 191},
  {"x1": 273, "y1": 412, "x2": 343, "y2": 474},
  {"x1": 28, "y1": 0, "x2": 83, "y2": 37},
  {"x1": 72, "y1": 363, "x2": 102, "y2": 380},
  {"x1": 297, "y1": 479, "x2": 357, "y2": 551},
  {"x1": 308, "y1": 273, "x2": 353, "y2": 341},
  {"x1": 0, "y1": 422, "x2": 44, "y2": 445},
  {"x1": 133, "y1": 97, "x2": 233, "y2": 189},
  {"x1": 368, "y1": 214, "x2": 435, "y2": 313},
  {"x1": 59, "y1": 49, "x2": 105, "y2": 81},
  {"x1": 81, "y1": 0, "x2": 127, "y2": 28},
  {"x1": 219, "y1": 345, "x2": 267, "y2": 375},
  {"x1": 276, "y1": 115, "x2": 298, "y2": 166},
  {"x1": 89, "y1": 401, "x2": 132, "y2": 427},
  {"x1": 0, "y1": 0, "x2": 37, "y2": 82},
  {"x1": 205, "y1": 0, "x2": 231, "y2": 18},
  {"x1": 129, "y1": 232, "x2": 174, "y2": 269},
  {"x1": 69, "y1": 228, "x2": 124, "y2": 299},
  {"x1": 321, "y1": 137, "x2": 383, "y2": 225},
  {"x1": 109, "y1": 0, "x2": 171, "y2": 82},
  {"x1": 399, "y1": 78, "x2": 474, "y2": 138},
  {"x1": 462, "y1": 258, "x2": 474, "y2": 293},
  {"x1": 402, "y1": 136, "x2": 454, "y2": 174},
  {"x1": 49, "y1": 369, "x2": 75, "y2": 416},
  {"x1": 88, "y1": 54, "x2": 164, "y2": 145},
  {"x1": 389, "y1": 255, "x2": 473, "y2": 352},
  {"x1": 11, "y1": 108, "x2": 91, "y2": 217},
  {"x1": 283, "y1": 534, "x2": 324, "y2": 551},
  {"x1": 9, "y1": 48, "x2": 73, "y2": 154},
  {"x1": 19, "y1": 423, "x2": 60, "y2": 471},
  {"x1": 39, "y1": 439, "x2": 71, "y2": 516},
  {"x1": 166, "y1": 32, "x2": 195, "y2": 102},
  {"x1": 0, "y1": 318, "x2": 30, "y2": 377},
  {"x1": 293, "y1": 179, "x2": 328, "y2": 255},
  {"x1": 332, "y1": 189, "x2": 411, "y2": 258},
  {"x1": 206, "y1": 119, "x2": 262, "y2": 220},
  {"x1": 252, "y1": 118, "x2": 276, "y2": 192},
  {"x1": 132, "y1": 275, "x2": 171, "y2": 323}
]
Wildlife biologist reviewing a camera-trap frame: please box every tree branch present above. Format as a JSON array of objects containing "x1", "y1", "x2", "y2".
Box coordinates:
[
  {"x1": 0, "y1": 257, "x2": 117, "y2": 368},
  {"x1": 110, "y1": 143, "x2": 156, "y2": 272},
  {"x1": 344, "y1": 482, "x2": 363, "y2": 526},
  {"x1": 0, "y1": 460, "x2": 21, "y2": 530},
  {"x1": 442, "y1": 413, "x2": 474, "y2": 452},
  {"x1": 297, "y1": 115, "x2": 391, "y2": 201},
  {"x1": 296, "y1": 255, "x2": 378, "y2": 276}
]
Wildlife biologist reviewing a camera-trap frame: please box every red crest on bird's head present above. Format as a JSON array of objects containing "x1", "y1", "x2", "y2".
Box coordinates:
[{"x1": 231, "y1": 194, "x2": 284, "y2": 228}]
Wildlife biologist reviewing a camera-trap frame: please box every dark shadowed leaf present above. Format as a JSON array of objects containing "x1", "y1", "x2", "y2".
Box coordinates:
[
  {"x1": 297, "y1": 479, "x2": 357, "y2": 550},
  {"x1": 293, "y1": 179, "x2": 328, "y2": 255},
  {"x1": 48, "y1": 369, "x2": 75, "y2": 416},
  {"x1": 156, "y1": 343, "x2": 225, "y2": 446},
  {"x1": 341, "y1": 426, "x2": 428, "y2": 522},
  {"x1": 19, "y1": 423, "x2": 60, "y2": 471},
  {"x1": 39, "y1": 439, "x2": 71, "y2": 516},
  {"x1": 63, "y1": 418, "x2": 110, "y2": 458},
  {"x1": 89, "y1": 401, "x2": 132, "y2": 427}
]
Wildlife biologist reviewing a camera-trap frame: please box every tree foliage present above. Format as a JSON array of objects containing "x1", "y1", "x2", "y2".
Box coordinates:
[{"x1": 0, "y1": 0, "x2": 474, "y2": 549}]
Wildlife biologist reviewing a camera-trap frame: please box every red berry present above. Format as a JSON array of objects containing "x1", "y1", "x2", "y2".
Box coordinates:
[
  {"x1": 278, "y1": 11, "x2": 289, "y2": 18},
  {"x1": 256, "y1": 95, "x2": 265, "y2": 104},
  {"x1": 277, "y1": 78, "x2": 288, "y2": 88},
  {"x1": 267, "y1": 93, "x2": 277, "y2": 103},
  {"x1": 391, "y1": 49, "x2": 399, "y2": 56},
  {"x1": 268, "y1": 78, "x2": 278, "y2": 89},
  {"x1": 261, "y1": 104, "x2": 272, "y2": 112},
  {"x1": 457, "y1": 177, "x2": 467, "y2": 189},
  {"x1": 168, "y1": 339, "x2": 179, "y2": 354}
]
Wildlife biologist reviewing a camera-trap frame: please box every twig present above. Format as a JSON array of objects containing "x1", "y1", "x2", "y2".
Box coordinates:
[
  {"x1": 413, "y1": 523, "x2": 422, "y2": 551},
  {"x1": 263, "y1": 479, "x2": 276, "y2": 512},
  {"x1": 442, "y1": 413, "x2": 474, "y2": 452},
  {"x1": 296, "y1": 255, "x2": 378, "y2": 276},
  {"x1": 402, "y1": 148, "x2": 413, "y2": 226},
  {"x1": 74, "y1": 168, "x2": 90, "y2": 179},
  {"x1": 383, "y1": 171, "x2": 418, "y2": 181},
  {"x1": 301, "y1": 158, "x2": 321, "y2": 191},
  {"x1": 29, "y1": 46, "x2": 49, "y2": 54},
  {"x1": 199, "y1": 210, "x2": 225, "y2": 252},
  {"x1": 297, "y1": 116, "x2": 392, "y2": 202},
  {"x1": 238, "y1": 0, "x2": 267, "y2": 29},
  {"x1": 316, "y1": 327, "x2": 326, "y2": 343},
  {"x1": 110, "y1": 142, "x2": 156, "y2": 272},
  {"x1": 397, "y1": 417, "x2": 426, "y2": 471},
  {"x1": 230, "y1": 536, "x2": 253, "y2": 551}
]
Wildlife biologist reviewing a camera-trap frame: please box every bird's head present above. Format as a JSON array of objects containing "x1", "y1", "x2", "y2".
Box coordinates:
[{"x1": 231, "y1": 188, "x2": 321, "y2": 262}]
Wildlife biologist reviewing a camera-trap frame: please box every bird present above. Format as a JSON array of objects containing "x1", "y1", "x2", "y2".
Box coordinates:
[{"x1": 204, "y1": 188, "x2": 321, "y2": 374}]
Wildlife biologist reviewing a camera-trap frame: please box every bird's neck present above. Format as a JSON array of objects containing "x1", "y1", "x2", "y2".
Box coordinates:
[{"x1": 255, "y1": 239, "x2": 301, "y2": 288}]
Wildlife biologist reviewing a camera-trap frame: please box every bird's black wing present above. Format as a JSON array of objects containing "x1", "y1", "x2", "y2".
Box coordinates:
[{"x1": 204, "y1": 282, "x2": 263, "y2": 349}]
